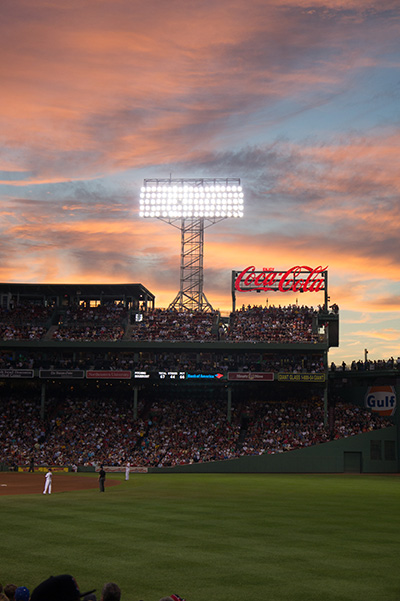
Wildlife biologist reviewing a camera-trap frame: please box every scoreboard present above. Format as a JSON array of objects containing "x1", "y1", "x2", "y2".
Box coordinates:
[{"x1": 0, "y1": 368, "x2": 326, "y2": 383}]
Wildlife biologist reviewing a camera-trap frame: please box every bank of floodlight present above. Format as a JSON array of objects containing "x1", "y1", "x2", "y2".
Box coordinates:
[
  {"x1": 139, "y1": 181, "x2": 244, "y2": 220},
  {"x1": 139, "y1": 178, "x2": 244, "y2": 312}
]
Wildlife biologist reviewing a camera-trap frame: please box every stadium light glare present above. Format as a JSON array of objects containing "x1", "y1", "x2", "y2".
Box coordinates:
[{"x1": 140, "y1": 181, "x2": 244, "y2": 220}]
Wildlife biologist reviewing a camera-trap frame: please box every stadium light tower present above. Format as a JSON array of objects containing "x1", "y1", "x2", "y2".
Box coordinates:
[{"x1": 139, "y1": 178, "x2": 244, "y2": 312}]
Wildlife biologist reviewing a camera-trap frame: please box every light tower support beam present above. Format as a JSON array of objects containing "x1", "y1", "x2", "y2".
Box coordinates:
[{"x1": 167, "y1": 217, "x2": 214, "y2": 311}]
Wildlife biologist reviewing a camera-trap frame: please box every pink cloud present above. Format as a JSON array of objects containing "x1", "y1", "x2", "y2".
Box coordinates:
[{"x1": 1, "y1": 0, "x2": 398, "y2": 182}]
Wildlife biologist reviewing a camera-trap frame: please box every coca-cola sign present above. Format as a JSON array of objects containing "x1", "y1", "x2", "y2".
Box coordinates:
[{"x1": 235, "y1": 265, "x2": 327, "y2": 293}]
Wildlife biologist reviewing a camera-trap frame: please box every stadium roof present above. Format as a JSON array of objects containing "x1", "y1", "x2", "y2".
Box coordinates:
[{"x1": 0, "y1": 282, "x2": 155, "y2": 305}]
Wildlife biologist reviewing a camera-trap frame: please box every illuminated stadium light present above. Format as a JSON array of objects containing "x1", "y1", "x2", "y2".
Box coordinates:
[
  {"x1": 139, "y1": 178, "x2": 244, "y2": 312},
  {"x1": 139, "y1": 181, "x2": 244, "y2": 219}
]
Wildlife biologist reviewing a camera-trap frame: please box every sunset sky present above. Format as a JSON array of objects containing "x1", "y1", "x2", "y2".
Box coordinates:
[{"x1": 1, "y1": 0, "x2": 399, "y2": 364}]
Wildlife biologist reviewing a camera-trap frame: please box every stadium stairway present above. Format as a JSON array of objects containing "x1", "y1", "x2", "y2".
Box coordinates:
[
  {"x1": 123, "y1": 324, "x2": 133, "y2": 339},
  {"x1": 42, "y1": 325, "x2": 57, "y2": 340}
]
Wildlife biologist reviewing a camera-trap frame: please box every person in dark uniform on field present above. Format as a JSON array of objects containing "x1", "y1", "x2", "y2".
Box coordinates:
[
  {"x1": 28, "y1": 457, "x2": 35, "y2": 473},
  {"x1": 99, "y1": 465, "x2": 106, "y2": 492}
]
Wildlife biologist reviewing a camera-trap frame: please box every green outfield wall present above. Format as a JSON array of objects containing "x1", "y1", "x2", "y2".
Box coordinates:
[{"x1": 149, "y1": 426, "x2": 398, "y2": 474}]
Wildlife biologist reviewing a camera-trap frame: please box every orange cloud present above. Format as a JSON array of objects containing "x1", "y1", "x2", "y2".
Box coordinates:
[{"x1": 2, "y1": 0, "x2": 397, "y2": 183}]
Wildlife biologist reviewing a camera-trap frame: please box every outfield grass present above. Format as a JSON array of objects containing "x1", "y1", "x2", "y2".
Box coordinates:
[{"x1": 1, "y1": 473, "x2": 399, "y2": 601}]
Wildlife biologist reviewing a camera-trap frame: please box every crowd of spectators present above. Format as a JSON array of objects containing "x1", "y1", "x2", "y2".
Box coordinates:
[
  {"x1": 238, "y1": 398, "x2": 390, "y2": 455},
  {"x1": 0, "y1": 325, "x2": 47, "y2": 340},
  {"x1": 226, "y1": 304, "x2": 320, "y2": 343},
  {"x1": 0, "y1": 393, "x2": 392, "y2": 469},
  {"x1": 2, "y1": 346, "x2": 398, "y2": 374},
  {"x1": 0, "y1": 349, "x2": 326, "y2": 374},
  {"x1": 331, "y1": 358, "x2": 400, "y2": 371},
  {"x1": 60, "y1": 303, "x2": 128, "y2": 325},
  {"x1": 129, "y1": 309, "x2": 217, "y2": 341},
  {"x1": 0, "y1": 395, "x2": 144, "y2": 468},
  {"x1": 134, "y1": 350, "x2": 326, "y2": 374},
  {"x1": 0, "y1": 577, "x2": 184, "y2": 601},
  {"x1": 0, "y1": 304, "x2": 53, "y2": 325},
  {"x1": 52, "y1": 303, "x2": 128, "y2": 341},
  {"x1": 0, "y1": 302, "x2": 129, "y2": 342},
  {"x1": 0, "y1": 303, "x2": 53, "y2": 341},
  {"x1": 51, "y1": 325, "x2": 125, "y2": 342},
  {"x1": 0, "y1": 301, "x2": 325, "y2": 344},
  {"x1": 0, "y1": 301, "x2": 396, "y2": 471},
  {"x1": 0, "y1": 303, "x2": 399, "y2": 374}
]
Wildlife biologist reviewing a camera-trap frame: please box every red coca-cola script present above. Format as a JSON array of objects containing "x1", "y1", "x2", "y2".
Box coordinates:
[{"x1": 235, "y1": 266, "x2": 327, "y2": 293}]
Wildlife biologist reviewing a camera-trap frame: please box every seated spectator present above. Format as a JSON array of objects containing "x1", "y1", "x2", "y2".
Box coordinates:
[
  {"x1": 15, "y1": 589, "x2": 29, "y2": 601},
  {"x1": 101, "y1": 583, "x2": 121, "y2": 601},
  {"x1": 4, "y1": 585, "x2": 17, "y2": 601},
  {"x1": 30, "y1": 575, "x2": 95, "y2": 601}
]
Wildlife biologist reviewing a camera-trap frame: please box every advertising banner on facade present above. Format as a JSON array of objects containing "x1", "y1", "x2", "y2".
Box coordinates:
[
  {"x1": 186, "y1": 373, "x2": 224, "y2": 380},
  {"x1": 39, "y1": 370, "x2": 85, "y2": 379},
  {"x1": 277, "y1": 373, "x2": 326, "y2": 382},
  {"x1": 228, "y1": 372, "x2": 274, "y2": 381},
  {"x1": 365, "y1": 385, "x2": 396, "y2": 416},
  {"x1": 0, "y1": 369, "x2": 34, "y2": 378},
  {"x1": 86, "y1": 370, "x2": 131, "y2": 379}
]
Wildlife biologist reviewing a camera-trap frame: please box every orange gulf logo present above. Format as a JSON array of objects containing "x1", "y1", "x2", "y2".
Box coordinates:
[{"x1": 365, "y1": 385, "x2": 396, "y2": 416}]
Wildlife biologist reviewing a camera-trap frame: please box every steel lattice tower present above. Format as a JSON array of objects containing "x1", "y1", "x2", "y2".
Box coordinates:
[{"x1": 139, "y1": 178, "x2": 244, "y2": 312}]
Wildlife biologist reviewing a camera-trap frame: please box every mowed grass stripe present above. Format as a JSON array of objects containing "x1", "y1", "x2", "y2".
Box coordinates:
[{"x1": 1, "y1": 474, "x2": 399, "y2": 601}]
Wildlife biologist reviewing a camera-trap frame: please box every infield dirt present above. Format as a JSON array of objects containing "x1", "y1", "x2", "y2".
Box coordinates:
[{"x1": 0, "y1": 471, "x2": 121, "y2": 495}]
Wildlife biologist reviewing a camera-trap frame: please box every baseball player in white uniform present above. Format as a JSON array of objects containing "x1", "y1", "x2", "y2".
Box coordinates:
[
  {"x1": 43, "y1": 468, "x2": 52, "y2": 494},
  {"x1": 125, "y1": 462, "x2": 130, "y2": 481}
]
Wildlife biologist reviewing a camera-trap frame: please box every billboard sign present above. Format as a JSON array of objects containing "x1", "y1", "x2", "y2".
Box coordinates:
[
  {"x1": 86, "y1": 370, "x2": 131, "y2": 379},
  {"x1": 365, "y1": 385, "x2": 396, "y2": 416},
  {"x1": 228, "y1": 372, "x2": 274, "y2": 381},
  {"x1": 0, "y1": 369, "x2": 34, "y2": 378},
  {"x1": 39, "y1": 370, "x2": 85, "y2": 379},
  {"x1": 186, "y1": 373, "x2": 224, "y2": 380},
  {"x1": 277, "y1": 373, "x2": 326, "y2": 382},
  {"x1": 234, "y1": 265, "x2": 327, "y2": 293}
]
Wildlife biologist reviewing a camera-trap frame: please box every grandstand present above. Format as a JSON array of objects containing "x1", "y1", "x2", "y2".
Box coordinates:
[{"x1": 0, "y1": 281, "x2": 398, "y2": 474}]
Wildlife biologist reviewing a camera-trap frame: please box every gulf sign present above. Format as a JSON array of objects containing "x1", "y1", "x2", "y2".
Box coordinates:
[{"x1": 365, "y1": 385, "x2": 396, "y2": 416}]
